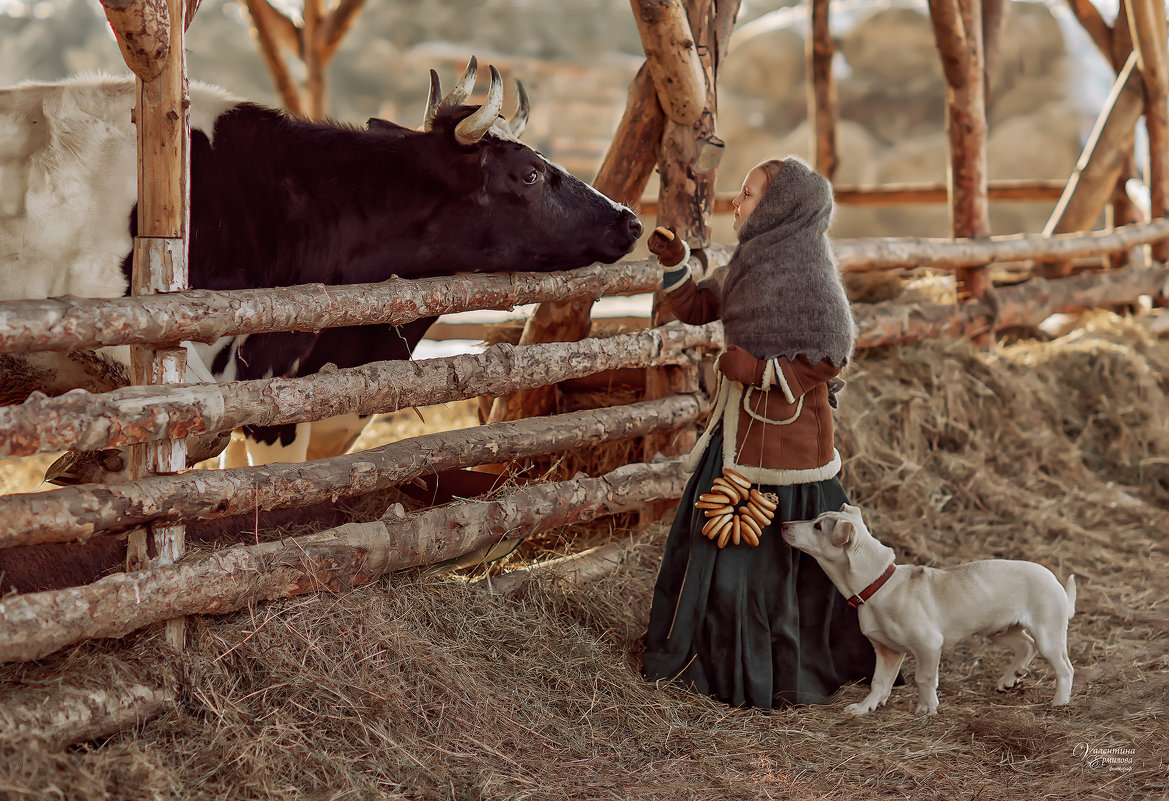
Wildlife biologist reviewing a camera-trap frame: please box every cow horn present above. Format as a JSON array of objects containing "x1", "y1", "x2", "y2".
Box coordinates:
[
  {"x1": 423, "y1": 69, "x2": 442, "y2": 130},
  {"x1": 454, "y1": 65, "x2": 504, "y2": 145},
  {"x1": 440, "y1": 55, "x2": 478, "y2": 112},
  {"x1": 508, "y1": 78, "x2": 529, "y2": 138}
]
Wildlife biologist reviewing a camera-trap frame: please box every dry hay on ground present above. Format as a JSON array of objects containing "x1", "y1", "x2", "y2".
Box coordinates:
[{"x1": 2, "y1": 313, "x2": 1168, "y2": 800}]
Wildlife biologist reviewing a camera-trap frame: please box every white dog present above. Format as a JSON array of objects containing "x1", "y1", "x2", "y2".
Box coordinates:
[{"x1": 781, "y1": 504, "x2": 1076, "y2": 715}]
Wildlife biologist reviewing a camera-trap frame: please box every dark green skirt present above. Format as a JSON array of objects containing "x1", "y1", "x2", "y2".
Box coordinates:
[{"x1": 642, "y1": 430, "x2": 875, "y2": 708}]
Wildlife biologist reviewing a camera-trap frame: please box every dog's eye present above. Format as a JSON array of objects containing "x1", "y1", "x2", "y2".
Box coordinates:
[{"x1": 814, "y1": 522, "x2": 822, "y2": 530}]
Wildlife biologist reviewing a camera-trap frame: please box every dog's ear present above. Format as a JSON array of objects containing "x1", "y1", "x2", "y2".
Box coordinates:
[{"x1": 830, "y1": 520, "x2": 855, "y2": 548}]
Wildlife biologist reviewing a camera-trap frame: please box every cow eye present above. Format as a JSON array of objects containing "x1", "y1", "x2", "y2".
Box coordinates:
[{"x1": 523, "y1": 169, "x2": 540, "y2": 185}]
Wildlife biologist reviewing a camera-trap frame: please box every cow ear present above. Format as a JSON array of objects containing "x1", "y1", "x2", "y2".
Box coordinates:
[
  {"x1": 830, "y1": 520, "x2": 855, "y2": 548},
  {"x1": 367, "y1": 118, "x2": 411, "y2": 135}
]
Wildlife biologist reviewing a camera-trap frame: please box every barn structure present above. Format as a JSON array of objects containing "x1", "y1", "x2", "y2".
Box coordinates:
[{"x1": 0, "y1": 0, "x2": 1168, "y2": 790}]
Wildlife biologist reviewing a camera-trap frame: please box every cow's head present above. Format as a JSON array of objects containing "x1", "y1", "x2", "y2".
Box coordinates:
[{"x1": 367, "y1": 59, "x2": 641, "y2": 277}]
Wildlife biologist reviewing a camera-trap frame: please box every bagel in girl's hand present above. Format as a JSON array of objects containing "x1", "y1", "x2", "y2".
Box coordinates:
[{"x1": 648, "y1": 225, "x2": 687, "y2": 267}]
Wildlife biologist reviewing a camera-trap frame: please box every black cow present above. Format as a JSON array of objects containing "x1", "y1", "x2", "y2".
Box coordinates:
[{"x1": 0, "y1": 59, "x2": 641, "y2": 476}]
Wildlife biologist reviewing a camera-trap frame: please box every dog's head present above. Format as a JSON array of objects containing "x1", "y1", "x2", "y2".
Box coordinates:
[{"x1": 780, "y1": 503, "x2": 885, "y2": 569}]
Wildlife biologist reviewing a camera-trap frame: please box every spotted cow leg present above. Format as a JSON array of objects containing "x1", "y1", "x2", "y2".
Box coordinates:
[{"x1": 243, "y1": 422, "x2": 312, "y2": 465}]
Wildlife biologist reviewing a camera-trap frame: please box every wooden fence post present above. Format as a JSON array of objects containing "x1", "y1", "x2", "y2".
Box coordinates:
[{"x1": 129, "y1": 0, "x2": 189, "y2": 650}]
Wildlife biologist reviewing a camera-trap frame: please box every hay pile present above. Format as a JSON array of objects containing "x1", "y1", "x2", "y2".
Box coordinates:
[{"x1": 2, "y1": 314, "x2": 1168, "y2": 801}]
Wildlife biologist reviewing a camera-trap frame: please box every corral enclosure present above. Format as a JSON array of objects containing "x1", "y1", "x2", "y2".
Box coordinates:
[{"x1": 2, "y1": 0, "x2": 1169, "y2": 799}]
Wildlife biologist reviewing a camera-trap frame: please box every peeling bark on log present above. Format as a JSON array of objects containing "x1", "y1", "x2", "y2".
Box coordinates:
[
  {"x1": 474, "y1": 543, "x2": 632, "y2": 594},
  {"x1": 0, "y1": 394, "x2": 702, "y2": 549},
  {"x1": 593, "y1": 62, "x2": 666, "y2": 206},
  {"x1": 0, "y1": 680, "x2": 177, "y2": 748},
  {"x1": 0, "y1": 460, "x2": 689, "y2": 663},
  {"x1": 808, "y1": 0, "x2": 837, "y2": 180},
  {"x1": 831, "y1": 219, "x2": 1169, "y2": 272},
  {"x1": 0, "y1": 262, "x2": 661, "y2": 355},
  {"x1": 1040, "y1": 51, "x2": 1145, "y2": 277},
  {"x1": 853, "y1": 267, "x2": 1169, "y2": 347},
  {"x1": 1, "y1": 322, "x2": 721, "y2": 458},
  {"x1": 630, "y1": 0, "x2": 707, "y2": 126}
]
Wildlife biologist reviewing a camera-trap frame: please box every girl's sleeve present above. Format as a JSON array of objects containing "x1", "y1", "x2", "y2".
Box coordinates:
[{"x1": 661, "y1": 264, "x2": 722, "y2": 325}]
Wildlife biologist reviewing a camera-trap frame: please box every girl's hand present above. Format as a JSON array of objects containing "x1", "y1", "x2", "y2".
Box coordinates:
[
  {"x1": 717, "y1": 345, "x2": 765, "y2": 386},
  {"x1": 648, "y1": 226, "x2": 687, "y2": 267}
]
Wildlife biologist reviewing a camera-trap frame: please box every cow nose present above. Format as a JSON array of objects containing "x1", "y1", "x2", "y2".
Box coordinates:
[{"x1": 624, "y1": 212, "x2": 642, "y2": 241}]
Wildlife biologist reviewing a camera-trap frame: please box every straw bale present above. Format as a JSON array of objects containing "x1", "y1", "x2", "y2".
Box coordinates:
[{"x1": 2, "y1": 315, "x2": 1169, "y2": 799}]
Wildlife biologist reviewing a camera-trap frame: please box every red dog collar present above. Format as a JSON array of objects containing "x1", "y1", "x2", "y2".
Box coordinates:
[{"x1": 847, "y1": 563, "x2": 896, "y2": 608}]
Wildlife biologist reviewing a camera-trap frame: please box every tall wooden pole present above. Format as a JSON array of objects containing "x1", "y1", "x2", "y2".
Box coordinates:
[
  {"x1": 807, "y1": 0, "x2": 837, "y2": 180},
  {"x1": 1126, "y1": 0, "x2": 1169, "y2": 264},
  {"x1": 129, "y1": 0, "x2": 190, "y2": 650},
  {"x1": 928, "y1": 0, "x2": 991, "y2": 302},
  {"x1": 643, "y1": 0, "x2": 739, "y2": 484}
]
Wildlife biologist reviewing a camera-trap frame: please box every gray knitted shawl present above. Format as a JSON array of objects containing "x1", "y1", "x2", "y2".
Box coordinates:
[{"x1": 711, "y1": 158, "x2": 855, "y2": 367}]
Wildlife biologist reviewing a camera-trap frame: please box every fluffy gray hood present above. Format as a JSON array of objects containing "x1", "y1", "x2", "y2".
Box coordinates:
[{"x1": 714, "y1": 157, "x2": 855, "y2": 366}]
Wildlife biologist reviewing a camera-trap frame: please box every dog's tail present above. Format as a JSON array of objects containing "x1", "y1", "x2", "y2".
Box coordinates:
[{"x1": 1064, "y1": 574, "x2": 1077, "y2": 619}]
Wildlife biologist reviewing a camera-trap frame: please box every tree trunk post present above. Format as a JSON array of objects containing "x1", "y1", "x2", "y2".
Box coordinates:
[
  {"x1": 128, "y1": 0, "x2": 189, "y2": 650},
  {"x1": 807, "y1": 0, "x2": 837, "y2": 180},
  {"x1": 928, "y1": 0, "x2": 991, "y2": 303},
  {"x1": 1126, "y1": 0, "x2": 1169, "y2": 268}
]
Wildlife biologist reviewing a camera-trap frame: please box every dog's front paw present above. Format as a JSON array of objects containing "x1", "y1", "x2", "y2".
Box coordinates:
[
  {"x1": 914, "y1": 701, "x2": 939, "y2": 715},
  {"x1": 844, "y1": 702, "x2": 872, "y2": 716}
]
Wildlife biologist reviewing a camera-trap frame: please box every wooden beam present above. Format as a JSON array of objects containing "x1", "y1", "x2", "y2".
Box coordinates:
[
  {"x1": 593, "y1": 62, "x2": 666, "y2": 206},
  {"x1": 0, "y1": 395, "x2": 702, "y2": 549},
  {"x1": 0, "y1": 460, "x2": 687, "y2": 664},
  {"x1": 0, "y1": 262, "x2": 662, "y2": 355},
  {"x1": 318, "y1": 0, "x2": 366, "y2": 63},
  {"x1": 853, "y1": 267, "x2": 1169, "y2": 347},
  {"x1": 807, "y1": 0, "x2": 837, "y2": 179},
  {"x1": 1126, "y1": 0, "x2": 1169, "y2": 263},
  {"x1": 629, "y1": 0, "x2": 707, "y2": 125},
  {"x1": 929, "y1": 0, "x2": 991, "y2": 301},
  {"x1": 242, "y1": 0, "x2": 304, "y2": 116},
  {"x1": 1040, "y1": 51, "x2": 1145, "y2": 276},
  {"x1": 1, "y1": 322, "x2": 721, "y2": 458},
  {"x1": 636, "y1": 179, "x2": 1068, "y2": 214},
  {"x1": 1063, "y1": 0, "x2": 1115, "y2": 65},
  {"x1": 475, "y1": 543, "x2": 632, "y2": 593},
  {"x1": 833, "y1": 218, "x2": 1169, "y2": 272},
  {"x1": 126, "y1": 0, "x2": 189, "y2": 648},
  {"x1": 0, "y1": 680, "x2": 176, "y2": 748}
]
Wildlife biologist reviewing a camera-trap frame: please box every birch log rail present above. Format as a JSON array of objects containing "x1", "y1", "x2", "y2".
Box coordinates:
[
  {"x1": 0, "y1": 459, "x2": 689, "y2": 664},
  {"x1": 0, "y1": 322, "x2": 722, "y2": 457},
  {"x1": 854, "y1": 266, "x2": 1169, "y2": 347},
  {"x1": 832, "y1": 219, "x2": 1169, "y2": 272},
  {"x1": 0, "y1": 262, "x2": 661, "y2": 355},
  {"x1": 0, "y1": 394, "x2": 701, "y2": 549}
]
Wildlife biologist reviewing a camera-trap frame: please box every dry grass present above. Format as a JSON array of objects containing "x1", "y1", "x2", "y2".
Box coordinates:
[{"x1": 2, "y1": 313, "x2": 1169, "y2": 800}]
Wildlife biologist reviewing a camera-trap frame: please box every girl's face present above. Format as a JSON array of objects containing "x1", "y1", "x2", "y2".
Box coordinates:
[{"x1": 731, "y1": 167, "x2": 770, "y2": 231}]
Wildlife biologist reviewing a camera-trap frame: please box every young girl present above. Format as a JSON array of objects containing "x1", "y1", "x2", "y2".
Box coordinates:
[{"x1": 641, "y1": 157, "x2": 875, "y2": 708}]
